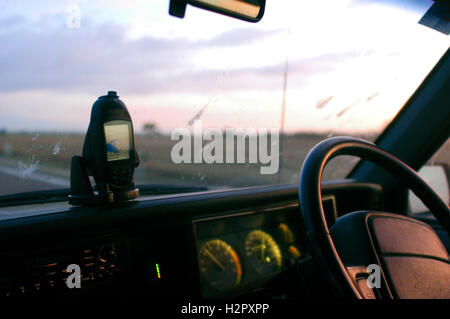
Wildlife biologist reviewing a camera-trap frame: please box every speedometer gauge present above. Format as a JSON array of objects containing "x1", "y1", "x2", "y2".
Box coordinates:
[
  {"x1": 245, "y1": 230, "x2": 282, "y2": 275},
  {"x1": 198, "y1": 239, "x2": 242, "y2": 291}
]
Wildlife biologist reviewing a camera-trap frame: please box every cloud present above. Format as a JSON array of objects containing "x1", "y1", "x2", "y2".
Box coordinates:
[
  {"x1": 0, "y1": 13, "x2": 356, "y2": 97},
  {"x1": 0, "y1": 15, "x2": 26, "y2": 29},
  {"x1": 349, "y1": 0, "x2": 431, "y2": 12},
  {"x1": 204, "y1": 27, "x2": 284, "y2": 46},
  {"x1": 0, "y1": 17, "x2": 190, "y2": 94}
]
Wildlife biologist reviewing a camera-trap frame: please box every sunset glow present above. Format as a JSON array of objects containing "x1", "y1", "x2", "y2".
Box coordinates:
[{"x1": 0, "y1": 0, "x2": 448, "y2": 135}]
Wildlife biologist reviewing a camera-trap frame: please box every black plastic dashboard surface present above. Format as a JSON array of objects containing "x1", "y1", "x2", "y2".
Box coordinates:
[{"x1": 0, "y1": 181, "x2": 383, "y2": 297}]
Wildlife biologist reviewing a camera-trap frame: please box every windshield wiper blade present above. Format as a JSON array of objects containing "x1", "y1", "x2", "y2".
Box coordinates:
[{"x1": 0, "y1": 184, "x2": 208, "y2": 207}]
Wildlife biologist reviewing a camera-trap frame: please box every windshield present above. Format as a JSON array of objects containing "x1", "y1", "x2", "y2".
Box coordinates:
[{"x1": 0, "y1": 0, "x2": 449, "y2": 197}]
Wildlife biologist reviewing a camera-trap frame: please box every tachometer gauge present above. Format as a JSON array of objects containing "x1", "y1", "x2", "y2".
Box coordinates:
[
  {"x1": 245, "y1": 230, "x2": 282, "y2": 275},
  {"x1": 198, "y1": 239, "x2": 242, "y2": 291}
]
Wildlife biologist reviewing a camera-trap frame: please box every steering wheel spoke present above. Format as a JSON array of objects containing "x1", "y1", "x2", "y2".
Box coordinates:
[{"x1": 346, "y1": 266, "x2": 379, "y2": 299}]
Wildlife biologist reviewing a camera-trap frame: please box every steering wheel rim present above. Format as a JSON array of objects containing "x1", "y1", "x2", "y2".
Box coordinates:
[{"x1": 298, "y1": 136, "x2": 450, "y2": 298}]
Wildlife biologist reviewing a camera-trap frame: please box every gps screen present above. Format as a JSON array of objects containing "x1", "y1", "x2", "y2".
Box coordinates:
[{"x1": 104, "y1": 120, "x2": 132, "y2": 162}]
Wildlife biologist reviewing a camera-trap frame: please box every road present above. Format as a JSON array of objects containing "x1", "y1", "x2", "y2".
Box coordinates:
[{"x1": 0, "y1": 165, "x2": 69, "y2": 197}]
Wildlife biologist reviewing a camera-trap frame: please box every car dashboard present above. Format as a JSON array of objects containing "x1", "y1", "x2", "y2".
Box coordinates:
[
  {"x1": 194, "y1": 204, "x2": 306, "y2": 298},
  {"x1": 0, "y1": 181, "x2": 384, "y2": 297}
]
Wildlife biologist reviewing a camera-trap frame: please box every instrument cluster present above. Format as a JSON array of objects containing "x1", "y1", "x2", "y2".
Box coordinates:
[{"x1": 194, "y1": 207, "x2": 305, "y2": 297}]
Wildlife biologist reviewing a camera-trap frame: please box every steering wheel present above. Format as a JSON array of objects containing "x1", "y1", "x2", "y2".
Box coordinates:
[{"x1": 299, "y1": 137, "x2": 450, "y2": 299}]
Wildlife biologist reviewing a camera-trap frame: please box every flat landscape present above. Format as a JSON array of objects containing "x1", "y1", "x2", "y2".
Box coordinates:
[{"x1": 2, "y1": 131, "x2": 446, "y2": 197}]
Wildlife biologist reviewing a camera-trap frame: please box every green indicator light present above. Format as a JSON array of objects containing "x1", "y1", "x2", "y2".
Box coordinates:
[{"x1": 156, "y1": 263, "x2": 161, "y2": 279}]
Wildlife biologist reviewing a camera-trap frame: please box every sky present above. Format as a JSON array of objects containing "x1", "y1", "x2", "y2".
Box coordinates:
[{"x1": 0, "y1": 0, "x2": 449, "y2": 134}]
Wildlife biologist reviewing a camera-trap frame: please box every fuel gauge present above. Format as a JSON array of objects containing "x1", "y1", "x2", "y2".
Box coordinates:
[{"x1": 288, "y1": 245, "x2": 302, "y2": 260}]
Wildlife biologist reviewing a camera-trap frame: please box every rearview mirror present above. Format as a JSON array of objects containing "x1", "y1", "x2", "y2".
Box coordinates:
[{"x1": 169, "y1": 0, "x2": 265, "y2": 22}]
